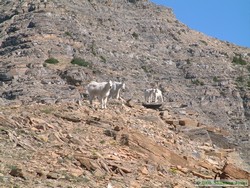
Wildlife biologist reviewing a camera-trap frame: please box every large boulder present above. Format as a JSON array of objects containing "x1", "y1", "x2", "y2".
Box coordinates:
[
  {"x1": 0, "y1": 71, "x2": 13, "y2": 82},
  {"x1": 59, "y1": 67, "x2": 91, "y2": 86}
]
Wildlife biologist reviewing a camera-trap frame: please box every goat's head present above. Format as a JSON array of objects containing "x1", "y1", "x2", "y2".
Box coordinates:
[
  {"x1": 108, "y1": 80, "x2": 113, "y2": 88},
  {"x1": 121, "y1": 82, "x2": 126, "y2": 90}
]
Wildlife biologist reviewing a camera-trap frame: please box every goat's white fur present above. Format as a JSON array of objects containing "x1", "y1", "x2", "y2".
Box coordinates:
[
  {"x1": 153, "y1": 88, "x2": 163, "y2": 103},
  {"x1": 144, "y1": 88, "x2": 155, "y2": 103},
  {"x1": 144, "y1": 88, "x2": 163, "y2": 103},
  {"x1": 109, "y1": 81, "x2": 125, "y2": 100},
  {"x1": 86, "y1": 80, "x2": 113, "y2": 109}
]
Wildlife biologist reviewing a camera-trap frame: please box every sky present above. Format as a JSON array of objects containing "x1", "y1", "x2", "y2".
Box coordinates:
[{"x1": 150, "y1": 0, "x2": 250, "y2": 48}]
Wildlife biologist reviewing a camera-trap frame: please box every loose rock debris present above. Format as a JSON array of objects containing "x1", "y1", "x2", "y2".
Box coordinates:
[{"x1": 0, "y1": 102, "x2": 249, "y2": 187}]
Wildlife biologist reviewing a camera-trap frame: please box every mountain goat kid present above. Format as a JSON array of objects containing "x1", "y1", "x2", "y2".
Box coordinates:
[
  {"x1": 144, "y1": 88, "x2": 155, "y2": 103},
  {"x1": 153, "y1": 88, "x2": 163, "y2": 103},
  {"x1": 109, "y1": 81, "x2": 125, "y2": 100},
  {"x1": 86, "y1": 80, "x2": 113, "y2": 109}
]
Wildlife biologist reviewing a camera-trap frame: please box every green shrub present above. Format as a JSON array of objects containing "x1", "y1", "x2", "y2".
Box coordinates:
[
  {"x1": 128, "y1": 0, "x2": 139, "y2": 3},
  {"x1": 186, "y1": 59, "x2": 191, "y2": 64},
  {"x1": 199, "y1": 40, "x2": 208, "y2": 46},
  {"x1": 132, "y1": 32, "x2": 139, "y2": 39},
  {"x1": 192, "y1": 79, "x2": 204, "y2": 86},
  {"x1": 141, "y1": 65, "x2": 149, "y2": 73},
  {"x1": 91, "y1": 41, "x2": 97, "y2": 56},
  {"x1": 41, "y1": 108, "x2": 54, "y2": 114},
  {"x1": 213, "y1": 76, "x2": 219, "y2": 82},
  {"x1": 247, "y1": 81, "x2": 250, "y2": 88},
  {"x1": 236, "y1": 76, "x2": 244, "y2": 83},
  {"x1": 100, "y1": 140, "x2": 105, "y2": 144},
  {"x1": 232, "y1": 55, "x2": 247, "y2": 65},
  {"x1": 44, "y1": 57, "x2": 59, "y2": 64},
  {"x1": 71, "y1": 58, "x2": 91, "y2": 67},
  {"x1": 64, "y1": 31, "x2": 72, "y2": 37},
  {"x1": 100, "y1": 55, "x2": 107, "y2": 63},
  {"x1": 247, "y1": 65, "x2": 250, "y2": 72}
]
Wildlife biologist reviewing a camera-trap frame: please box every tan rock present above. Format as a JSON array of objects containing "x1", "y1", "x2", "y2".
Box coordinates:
[
  {"x1": 176, "y1": 165, "x2": 189, "y2": 174},
  {"x1": 74, "y1": 155, "x2": 97, "y2": 171},
  {"x1": 129, "y1": 181, "x2": 141, "y2": 188},
  {"x1": 94, "y1": 168, "x2": 105, "y2": 178},
  {"x1": 222, "y1": 163, "x2": 250, "y2": 182},
  {"x1": 139, "y1": 166, "x2": 149, "y2": 175},
  {"x1": 205, "y1": 150, "x2": 227, "y2": 159},
  {"x1": 191, "y1": 170, "x2": 214, "y2": 179},
  {"x1": 159, "y1": 111, "x2": 172, "y2": 120},
  {"x1": 47, "y1": 172, "x2": 60, "y2": 179},
  {"x1": 197, "y1": 161, "x2": 218, "y2": 171},
  {"x1": 68, "y1": 167, "x2": 83, "y2": 177},
  {"x1": 165, "y1": 119, "x2": 179, "y2": 126},
  {"x1": 36, "y1": 134, "x2": 49, "y2": 142}
]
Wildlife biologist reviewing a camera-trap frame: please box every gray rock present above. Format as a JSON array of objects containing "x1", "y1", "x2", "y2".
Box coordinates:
[{"x1": 182, "y1": 127, "x2": 211, "y2": 144}]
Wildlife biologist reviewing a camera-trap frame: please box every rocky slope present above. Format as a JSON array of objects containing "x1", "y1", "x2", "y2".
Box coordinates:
[
  {"x1": 0, "y1": 0, "x2": 250, "y2": 186},
  {"x1": 0, "y1": 101, "x2": 249, "y2": 187}
]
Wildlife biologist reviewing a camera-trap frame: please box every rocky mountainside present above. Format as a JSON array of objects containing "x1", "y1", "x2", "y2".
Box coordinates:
[
  {"x1": 0, "y1": 0, "x2": 250, "y2": 187},
  {"x1": 0, "y1": 101, "x2": 249, "y2": 187}
]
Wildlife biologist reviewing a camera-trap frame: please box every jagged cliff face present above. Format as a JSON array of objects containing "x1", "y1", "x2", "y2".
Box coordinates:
[{"x1": 0, "y1": 0, "x2": 249, "y2": 163}]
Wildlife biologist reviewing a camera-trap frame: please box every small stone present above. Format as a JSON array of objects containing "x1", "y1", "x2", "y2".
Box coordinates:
[
  {"x1": 47, "y1": 172, "x2": 60, "y2": 179},
  {"x1": 68, "y1": 167, "x2": 83, "y2": 177},
  {"x1": 179, "y1": 118, "x2": 198, "y2": 127},
  {"x1": 113, "y1": 126, "x2": 121, "y2": 131},
  {"x1": 9, "y1": 166, "x2": 27, "y2": 179},
  {"x1": 120, "y1": 134, "x2": 129, "y2": 146},
  {"x1": 37, "y1": 134, "x2": 49, "y2": 142},
  {"x1": 140, "y1": 166, "x2": 149, "y2": 175},
  {"x1": 94, "y1": 169, "x2": 105, "y2": 178},
  {"x1": 103, "y1": 129, "x2": 117, "y2": 140}
]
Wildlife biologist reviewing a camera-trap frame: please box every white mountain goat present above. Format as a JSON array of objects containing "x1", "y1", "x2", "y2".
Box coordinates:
[
  {"x1": 144, "y1": 88, "x2": 155, "y2": 103},
  {"x1": 86, "y1": 80, "x2": 113, "y2": 109},
  {"x1": 109, "y1": 81, "x2": 125, "y2": 100},
  {"x1": 153, "y1": 88, "x2": 163, "y2": 103}
]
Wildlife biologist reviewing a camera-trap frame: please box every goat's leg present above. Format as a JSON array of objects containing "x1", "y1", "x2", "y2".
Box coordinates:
[
  {"x1": 103, "y1": 97, "x2": 108, "y2": 109},
  {"x1": 99, "y1": 97, "x2": 104, "y2": 109},
  {"x1": 155, "y1": 96, "x2": 158, "y2": 103},
  {"x1": 160, "y1": 95, "x2": 163, "y2": 102},
  {"x1": 89, "y1": 96, "x2": 93, "y2": 106},
  {"x1": 148, "y1": 94, "x2": 153, "y2": 103},
  {"x1": 116, "y1": 90, "x2": 121, "y2": 100}
]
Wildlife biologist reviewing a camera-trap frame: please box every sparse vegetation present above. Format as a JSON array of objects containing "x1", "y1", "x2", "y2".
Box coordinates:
[
  {"x1": 71, "y1": 57, "x2": 91, "y2": 67},
  {"x1": 128, "y1": 0, "x2": 139, "y2": 3},
  {"x1": 91, "y1": 41, "x2": 97, "y2": 56},
  {"x1": 186, "y1": 59, "x2": 191, "y2": 64},
  {"x1": 247, "y1": 65, "x2": 250, "y2": 72},
  {"x1": 100, "y1": 140, "x2": 105, "y2": 144},
  {"x1": 40, "y1": 107, "x2": 54, "y2": 114},
  {"x1": 64, "y1": 31, "x2": 72, "y2": 37},
  {"x1": 9, "y1": 165, "x2": 18, "y2": 171},
  {"x1": 213, "y1": 76, "x2": 219, "y2": 82},
  {"x1": 169, "y1": 167, "x2": 177, "y2": 174},
  {"x1": 199, "y1": 40, "x2": 208, "y2": 46},
  {"x1": 141, "y1": 65, "x2": 149, "y2": 73},
  {"x1": 44, "y1": 57, "x2": 59, "y2": 64},
  {"x1": 232, "y1": 55, "x2": 247, "y2": 65},
  {"x1": 236, "y1": 76, "x2": 244, "y2": 83},
  {"x1": 235, "y1": 75, "x2": 250, "y2": 89},
  {"x1": 192, "y1": 79, "x2": 204, "y2": 86},
  {"x1": 132, "y1": 32, "x2": 139, "y2": 39},
  {"x1": 247, "y1": 81, "x2": 250, "y2": 88},
  {"x1": 100, "y1": 55, "x2": 107, "y2": 63}
]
